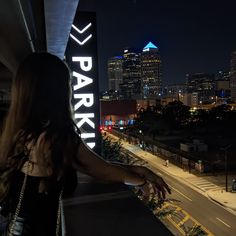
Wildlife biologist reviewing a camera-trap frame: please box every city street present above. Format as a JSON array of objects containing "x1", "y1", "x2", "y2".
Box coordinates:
[
  {"x1": 156, "y1": 167, "x2": 236, "y2": 235},
  {"x1": 108, "y1": 133, "x2": 236, "y2": 236}
]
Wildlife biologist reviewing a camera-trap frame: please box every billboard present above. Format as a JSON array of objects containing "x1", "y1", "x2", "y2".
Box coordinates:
[{"x1": 66, "y1": 11, "x2": 101, "y2": 153}]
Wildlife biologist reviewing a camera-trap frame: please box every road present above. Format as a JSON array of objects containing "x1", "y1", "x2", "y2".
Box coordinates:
[
  {"x1": 157, "y1": 167, "x2": 236, "y2": 236},
  {"x1": 107, "y1": 132, "x2": 236, "y2": 236}
]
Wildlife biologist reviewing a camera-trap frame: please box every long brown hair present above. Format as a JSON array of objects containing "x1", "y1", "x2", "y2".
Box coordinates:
[{"x1": 0, "y1": 52, "x2": 80, "y2": 175}]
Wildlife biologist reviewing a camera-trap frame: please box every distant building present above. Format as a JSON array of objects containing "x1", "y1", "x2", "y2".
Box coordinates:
[
  {"x1": 163, "y1": 84, "x2": 186, "y2": 95},
  {"x1": 119, "y1": 48, "x2": 141, "y2": 99},
  {"x1": 100, "y1": 99, "x2": 137, "y2": 127},
  {"x1": 186, "y1": 73, "x2": 215, "y2": 105},
  {"x1": 183, "y1": 93, "x2": 192, "y2": 107},
  {"x1": 141, "y1": 42, "x2": 162, "y2": 99},
  {"x1": 100, "y1": 90, "x2": 120, "y2": 100},
  {"x1": 162, "y1": 84, "x2": 186, "y2": 104},
  {"x1": 136, "y1": 99, "x2": 160, "y2": 110},
  {"x1": 108, "y1": 42, "x2": 162, "y2": 100},
  {"x1": 215, "y1": 71, "x2": 230, "y2": 102},
  {"x1": 183, "y1": 92, "x2": 199, "y2": 107},
  {"x1": 230, "y1": 51, "x2": 236, "y2": 101},
  {"x1": 108, "y1": 56, "x2": 123, "y2": 91}
]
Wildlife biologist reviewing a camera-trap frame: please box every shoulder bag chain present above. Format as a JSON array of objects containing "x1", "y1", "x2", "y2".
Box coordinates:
[{"x1": 8, "y1": 148, "x2": 63, "y2": 236}]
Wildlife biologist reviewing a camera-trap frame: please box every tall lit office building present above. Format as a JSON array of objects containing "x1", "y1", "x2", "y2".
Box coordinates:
[
  {"x1": 119, "y1": 48, "x2": 141, "y2": 99},
  {"x1": 230, "y1": 51, "x2": 236, "y2": 101},
  {"x1": 140, "y1": 42, "x2": 162, "y2": 98},
  {"x1": 215, "y1": 71, "x2": 230, "y2": 100},
  {"x1": 186, "y1": 73, "x2": 215, "y2": 104},
  {"x1": 108, "y1": 56, "x2": 123, "y2": 91}
]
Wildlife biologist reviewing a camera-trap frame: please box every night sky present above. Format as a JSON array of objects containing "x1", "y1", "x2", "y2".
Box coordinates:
[{"x1": 78, "y1": 0, "x2": 236, "y2": 91}]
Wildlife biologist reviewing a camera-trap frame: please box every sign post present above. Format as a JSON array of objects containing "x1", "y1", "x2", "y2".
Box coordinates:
[{"x1": 66, "y1": 11, "x2": 101, "y2": 154}]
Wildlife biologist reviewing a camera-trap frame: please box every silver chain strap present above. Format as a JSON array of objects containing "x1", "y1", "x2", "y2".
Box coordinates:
[
  {"x1": 56, "y1": 189, "x2": 63, "y2": 236},
  {"x1": 8, "y1": 157, "x2": 30, "y2": 235},
  {"x1": 8, "y1": 148, "x2": 64, "y2": 236}
]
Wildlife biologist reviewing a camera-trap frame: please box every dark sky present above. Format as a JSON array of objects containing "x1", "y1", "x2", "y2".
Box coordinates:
[{"x1": 78, "y1": 0, "x2": 236, "y2": 91}]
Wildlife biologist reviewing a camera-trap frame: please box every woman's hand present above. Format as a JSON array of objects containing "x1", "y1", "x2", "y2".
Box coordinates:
[
  {"x1": 75, "y1": 142, "x2": 171, "y2": 200},
  {"x1": 131, "y1": 166, "x2": 171, "y2": 200}
]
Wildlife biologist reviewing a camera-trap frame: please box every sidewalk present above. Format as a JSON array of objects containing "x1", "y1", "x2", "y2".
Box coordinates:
[
  {"x1": 110, "y1": 134, "x2": 236, "y2": 213},
  {"x1": 207, "y1": 189, "x2": 236, "y2": 211}
]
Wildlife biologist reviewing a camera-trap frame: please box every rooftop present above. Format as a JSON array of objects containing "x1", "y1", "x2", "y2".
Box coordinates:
[{"x1": 143, "y1": 42, "x2": 158, "y2": 52}]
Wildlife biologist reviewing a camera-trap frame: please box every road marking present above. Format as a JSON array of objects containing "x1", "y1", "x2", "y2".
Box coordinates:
[
  {"x1": 165, "y1": 202, "x2": 214, "y2": 236},
  {"x1": 170, "y1": 185, "x2": 193, "y2": 202},
  {"x1": 178, "y1": 215, "x2": 190, "y2": 226},
  {"x1": 216, "y1": 217, "x2": 231, "y2": 228},
  {"x1": 166, "y1": 215, "x2": 185, "y2": 235}
]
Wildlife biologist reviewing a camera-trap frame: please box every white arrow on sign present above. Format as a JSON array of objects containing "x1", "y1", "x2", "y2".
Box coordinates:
[
  {"x1": 72, "y1": 23, "x2": 92, "y2": 34},
  {"x1": 70, "y1": 23, "x2": 92, "y2": 45}
]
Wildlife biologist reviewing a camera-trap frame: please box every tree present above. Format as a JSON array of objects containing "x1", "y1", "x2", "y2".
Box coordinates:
[
  {"x1": 162, "y1": 101, "x2": 190, "y2": 128},
  {"x1": 209, "y1": 104, "x2": 231, "y2": 121},
  {"x1": 134, "y1": 106, "x2": 158, "y2": 135},
  {"x1": 101, "y1": 136, "x2": 123, "y2": 162},
  {"x1": 185, "y1": 225, "x2": 207, "y2": 236}
]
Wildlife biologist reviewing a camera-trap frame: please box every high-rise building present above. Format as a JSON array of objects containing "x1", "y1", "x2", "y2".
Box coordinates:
[
  {"x1": 186, "y1": 73, "x2": 215, "y2": 104},
  {"x1": 141, "y1": 42, "x2": 162, "y2": 99},
  {"x1": 230, "y1": 51, "x2": 236, "y2": 101},
  {"x1": 162, "y1": 83, "x2": 186, "y2": 103},
  {"x1": 119, "y1": 48, "x2": 141, "y2": 99},
  {"x1": 108, "y1": 56, "x2": 123, "y2": 91},
  {"x1": 215, "y1": 71, "x2": 230, "y2": 100}
]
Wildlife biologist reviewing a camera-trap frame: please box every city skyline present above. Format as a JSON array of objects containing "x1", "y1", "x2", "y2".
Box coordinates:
[{"x1": 79, "y1": 0, "x2": 236, "y2": 91}]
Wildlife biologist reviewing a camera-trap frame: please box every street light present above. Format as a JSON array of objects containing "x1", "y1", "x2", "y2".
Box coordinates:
[
  {"x1": 221, "y1": 144, "x2": 231, "y2": 192},
  {"x1": 139, "y1": 129, "x2": 145, "y2": 150}
]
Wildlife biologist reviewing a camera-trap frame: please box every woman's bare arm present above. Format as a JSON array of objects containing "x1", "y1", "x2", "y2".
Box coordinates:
[
  {"x1": 72, "y1": 141, "x2": 171, "y2": 199},
  {"x1": 72, "y1": 141, "x2": 145, "y2": 186}
]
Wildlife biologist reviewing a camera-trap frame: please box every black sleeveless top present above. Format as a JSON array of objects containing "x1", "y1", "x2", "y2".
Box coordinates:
[{"x1": 9, "y1": 171, "x2": 62, "y2": 236}]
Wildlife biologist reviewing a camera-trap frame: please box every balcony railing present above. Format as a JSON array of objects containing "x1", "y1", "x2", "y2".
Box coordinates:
[{"x1": 63, "y1": 173, "x2": 173, "y2": 236}]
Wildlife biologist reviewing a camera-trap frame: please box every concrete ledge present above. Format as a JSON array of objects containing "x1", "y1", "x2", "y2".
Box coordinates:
[{"x1": 63, "y1": 182, "x2": 173, "y2": 236}]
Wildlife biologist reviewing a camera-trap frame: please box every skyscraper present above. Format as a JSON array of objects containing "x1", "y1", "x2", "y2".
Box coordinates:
[
  {"x1": 108, "y1": 56, "x2": 123, "y2": 91},
  {"x1": 230, "y1": 51, "x2": 236, "y2": 101},
  {"x1": 107, "y1": 42, "x2": 162, "y2": 100},
  {"x1": 119, "y1": 48, "x2": 141, "y2": 99},
  {"x1": 215, "y1": 71, "x2": 230, "y2": 100},
  {"x1": 141, "y1": 42, "x2": 162, "y2": 99},
  {"x1": 186, "y1": 73, "x2": 215, "y2": 104}
]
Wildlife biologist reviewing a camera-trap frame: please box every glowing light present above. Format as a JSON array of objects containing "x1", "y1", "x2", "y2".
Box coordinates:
[
  {"x1": 87, "y1": 143, "x2": 95, "y2": 149},
  {"x1": 74, "y1": 94, "x2": 94, "y2": 110},
  {"x1": 143, "y1": 42, "x2": 158, "y2": 51},
  {"x1": 72, "y1": 57, "x2": 92, "y2": 71},
  {"x1": 70, "y1": 33, "x2": 92, "y2": 45},
  {"x1": 72, "y1": 23, "x2": 92, "y2": 34},
  {"x1": 81, "y1": 133, "x2": 95, "y2": 138},
  {"x1": 75, "y1": 113, "x2": 95, "y2": 128},
  {"x1": 72, "y1": 56, "x2": 96, "y2": 148},
  {"x1": 68, "y1": 14, "x2": 99, "y2": 151},
  {"x1": 72, "y1": 71, "x2": 93, "y2": 90},
  {"x1": 70, "y1": 23, "x2": 92, "y2": 45}
]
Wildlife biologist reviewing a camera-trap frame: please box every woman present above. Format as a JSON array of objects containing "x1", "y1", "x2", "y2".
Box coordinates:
[{"x1": 0, "y1": 52, "x2": 171, "y2": 235}]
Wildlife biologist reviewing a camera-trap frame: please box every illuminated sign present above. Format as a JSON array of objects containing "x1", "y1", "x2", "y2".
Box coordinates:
[
  {"x1": 66, "y1": 11, "x2": 101, "y2": 153},
  {"x1": 143, "y1": 41, "x2": 158, "y2": 52}
]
